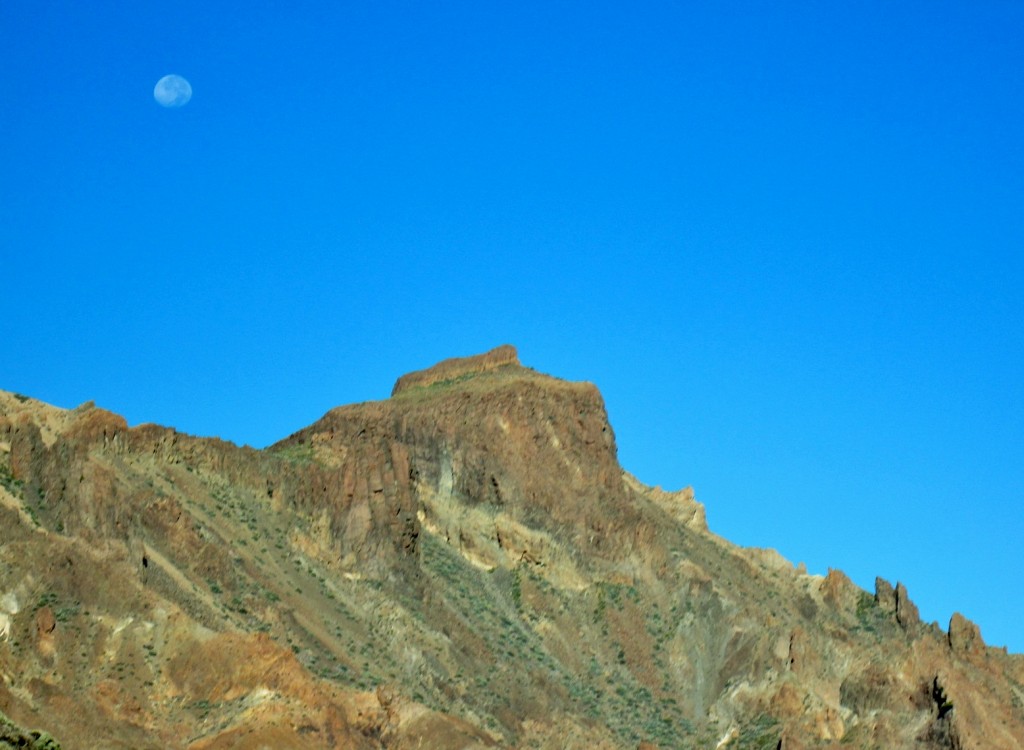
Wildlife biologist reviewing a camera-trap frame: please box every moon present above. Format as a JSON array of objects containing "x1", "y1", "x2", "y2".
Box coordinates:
[{"x1": 154, "y1": 74, "x2": 192, "y2": 108}]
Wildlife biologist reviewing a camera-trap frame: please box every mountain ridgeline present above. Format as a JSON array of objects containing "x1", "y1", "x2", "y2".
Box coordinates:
[{"x1": 0, "y1": 346, "x2": 1021, "y2": 749}]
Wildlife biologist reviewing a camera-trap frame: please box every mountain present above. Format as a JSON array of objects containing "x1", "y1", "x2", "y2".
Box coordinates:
[{"x1": 0, "y1": 346, "x2": 1021, "y2": 749}]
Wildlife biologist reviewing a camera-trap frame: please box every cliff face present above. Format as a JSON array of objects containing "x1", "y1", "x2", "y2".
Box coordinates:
[
  {"x1": 278, "y1": 346, "x2": 632, "y2": 573},
  {"x1": 0, "y1": 348, "x2": 1021, "y2": 749}
]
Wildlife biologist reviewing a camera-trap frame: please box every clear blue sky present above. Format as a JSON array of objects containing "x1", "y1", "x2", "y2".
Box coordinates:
[{"x1": 2, "y1": 2, "x2": 1021, "y2": 652}]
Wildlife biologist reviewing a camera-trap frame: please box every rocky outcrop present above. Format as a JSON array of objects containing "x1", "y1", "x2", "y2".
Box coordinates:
[
  {"x1": 896, "y1": 582, "x2": 921, "y2": 631},
  {"x1": 391, "y1": 344, "x2": 521, "y2": 395},
  {"x1": 948, "y1": 612, "x2": 984, "y2": 656},
  {"x1": 874, "y1": 577, "x2": 921, "y2": 633},
  {"x1": 875, "y1": 576, "x2": 897, "y2": 613},
  {"x1": 281, "y1": 350, "x2": 632, "y2": 567},
  {"x1": 2, "y1": 351, "x2": 1023, "y2": 750},
  {"x1": 0, "y1": 399, "x2": 421, "y2": 584},
  {"x1": 819, "y1": 568, "x2": 859, "y2": 613}
]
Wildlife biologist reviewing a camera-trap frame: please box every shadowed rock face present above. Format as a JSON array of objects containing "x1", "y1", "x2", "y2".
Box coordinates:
[
  {"x1": 1, "y1": 351, "x2": 1023, "y2": 750},
  {"x1": 0, "y1": 709, "x2": 61, "y2": 749}
]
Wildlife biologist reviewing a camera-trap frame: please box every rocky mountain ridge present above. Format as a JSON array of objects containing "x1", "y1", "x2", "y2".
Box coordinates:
[{"x1": 1, "y1": 346, "x2": 1021, "y2": 749}]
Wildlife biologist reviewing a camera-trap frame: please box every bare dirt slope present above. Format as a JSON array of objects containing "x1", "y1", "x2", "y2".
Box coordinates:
[{"x1": 1, "y1": 348, "x2": 1022, "y2": 749}]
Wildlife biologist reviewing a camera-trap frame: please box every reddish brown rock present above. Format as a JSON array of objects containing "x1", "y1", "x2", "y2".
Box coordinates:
[
  {"x1": 948, "y1": 612, "x2": 984, "y2": 656},
  {"x1": 35, "y1": 606, "x2": 56, "y2": 636},
  {"x1": 391, "y1": 344, "x2": 520, "y2": 395},
  {"x1": 819, "y1": 568, "x2": 858, "y2": 612},
  {"x1": 874, "y1": 576, "x2": 896, "y2": 613},
  {"x1": 2, "y1": 353, "x2": 1024, "y2": 750},
  {"x1": 771, "y1": 683, "x2": 804, "y2": 715},
  {"x1": 895, "y1": 582, "x2": 921, "y2": 631},
  {"x1": 281, "y1": 351, "x2": 628, "y2": 564}
]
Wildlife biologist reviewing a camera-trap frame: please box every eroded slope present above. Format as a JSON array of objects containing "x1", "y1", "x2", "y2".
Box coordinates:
[{"x1": 1, "y1": 348, "x2": 1022, "y2": 749}]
